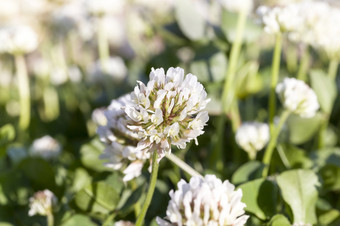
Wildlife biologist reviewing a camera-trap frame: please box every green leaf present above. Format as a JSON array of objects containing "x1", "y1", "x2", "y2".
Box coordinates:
[
  {"x1": 0, "y1": 124, "x2": 15, "y2": 156},
  {"x1": 320, "y1": 165, "x2": 340, "y2": 191},
  {"x1": 281, "y1": 145, "x2": 313, "y2": 169},
  {"x1": 61, "y1": 214, "x2": 97, "y2": 226},
  {"x1": 71, "y1": 168, "x2": 91, "y2": 192},
  {"x1": 287, "y1": 114, "x2": 322, "y2": 145},
  {"x1": 19, "y1": 158, "x2": 56, "y2": 189},
  {"x1": 232, "y1": 161, "x2": 265, "y2": 185},
  {"x1": 310, "y1": 70, "x2": 337, "y2": 114},
  {"x1": 119, "y1": 184, "x2": 145, "y2": 214},
  {"x1": 190, "y1": 51, "x2": 227, "y2": 83},
  {"x1": 0, "y1": 124, "x2": 15, "y2": 144},
  {"x1": 221, "y1": 10, "x2": 261, "y2": 43},
  {"x1": 175, "y1": 0, "x2": 206, "y2": 40},
  {"x1": 238, "y1": 178, "x2": 278, "y2": 220},
  {"x1": 73, "y1": 182, "x2": 119, "y2": 215},
  {"x1": 80, "y1": 139, "x2": 108, "y2": 172},
  {"x1": 276, "y1": 169, "x2": 319, "y2": 224},
  {"x1": 319, "y1": 209, "x2": 340, "y2": 226},
  {"x1": 267, "y1": 214, "x2": 291, "y2": 226}
]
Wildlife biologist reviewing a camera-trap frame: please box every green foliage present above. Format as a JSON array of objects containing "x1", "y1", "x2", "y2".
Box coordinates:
[
  {"x1": 175, "y1": 0, "x2": 206, "y2": 41},
  {"x1": 239, "y1": 178, "x2": 278, "y2": 220},
  {"x1": 287, "y1": 114, "x2": 322, "y2": 145},
  {"x1": 267, "y1": 214, "x2": 291, "y2": 226},
  {"x1": 73, "y1": 182, "x2": 120, "y2": 217},
  {"x1": 232, "y1": 161, "x2": 264, "y2": 185},
  {"x1": 276, "y1": 169, "x2": 319, "y2": 224},
  {"x1": 310, "y1": 70, "x2": 337, "y2": 114}
]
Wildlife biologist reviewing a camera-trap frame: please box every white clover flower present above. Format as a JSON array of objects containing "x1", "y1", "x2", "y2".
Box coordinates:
[
  {"x1": 276, "y1": 78, "x2": 319, "y2": 118},
  {"x1": 96, "y1": 95, "x2": 149, "y2": 181},
  {"x1": 125, "y1": 67, "x2": 210, "y2": 160},
  {"x1": 114, "y1": 220, "x2": 134, "y2": 226},
  {"x1": 87, "y1": 57, "x2": 127, "y2": 83},
  {"x1": 220, "y1": 0, "x2": 253, "y2": 14},
  {"x1": 51, "y1": 0, "x2": 88, "y2": 36},
  {"x1": 235, "y1": 122, "x2": 270, "y2": 159},
  {"x1": 0, "y1": 25, "x2": 38, "y2": 54},
  {"x1": 85, "y1": 0, "x2": 125, "y2": 17},
  {"x1": 29, "y1": 136, "x2": 61, "y2": 160},
  {"x1": 256, "y1": 4, "x2": 302, "y2": 35},
  {"x1": 28, "y1": 189, "x2": 57, "y2": 217},
  {"x1": 157, "y1": 175, "x2": 249, "y2": 226}
]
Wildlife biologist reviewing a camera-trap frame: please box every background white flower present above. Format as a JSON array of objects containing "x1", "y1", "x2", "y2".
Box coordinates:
[
  {"x1": 219, "y1": 0, "x2": 253, "y2": 14},
  {"x1": 29, "y1": 135, "x2": 61, "y2": 160},
  {"x1": 125, "y1": 67, "x2": 210, "y2": 160},
  {"x1": 0, "y1": 25, "x2": 38, "y2": 54},
  {"x1": 157, "y1": 175, "x2": 249, "y2": 226},
  {"x1": 276, "y1": 78, "x2": 319, "y2": 118},
  {"x1": 28, "y1": 189, "x2": 57, "y2": 216},
  {"x1": 235, "y1": 122, "x2": 270, "y2": 159}
]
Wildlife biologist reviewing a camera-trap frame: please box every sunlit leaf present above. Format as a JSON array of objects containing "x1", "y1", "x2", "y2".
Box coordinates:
[
  {"x1": 276, "y1": 169, "x2": 319, "y2": 224},
  {"x1": 238, "y1": 178, "x2": 278, "y2": 220}
]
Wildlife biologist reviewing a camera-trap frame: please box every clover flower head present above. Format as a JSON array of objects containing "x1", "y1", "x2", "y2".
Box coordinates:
[
  {"x1": 276, "y1": 78, "x2": 319, "y2": 118},
  {"x1": 125, "y1": 67, "x2": 210, "y2": 161},
  {"x1": 220, "y1": 0, "x2": 254, "y2": 14},
  {"x1": 28, "y1": 189, "x2": 57, "y2": 216},
  {"x1": 96, "y1": 94, "x2": 149, "y2": 181},
  {"x1": 114, "y1": 220, "x2": 135, "y2": 226},
  {"x1": 157, "y1": 175, "x2": 249, "y2": 226},
  {"x1": 29, "y1": 136, "x2": 61, "y2": 160},
  {"x1": 85, "y1": 0, "x2": 125, "y2": 17},
  {"x1": 235, "y1": 122, "x2": 270, "y2": 159},
  {"x1": 0, "y1": 25, "x2": 38, "y2": 54},
  {"x1": 257, "y1": 4, "x2": 302, "y2": 35}
]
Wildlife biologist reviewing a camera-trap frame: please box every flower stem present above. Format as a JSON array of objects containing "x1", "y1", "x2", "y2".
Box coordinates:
[
  {"x1": 328, "y1": 58, "x2": 339, "y2": 81},
  {"x1": 166, "y1": 153, "x2": 202, "y2": 178},
  {"x1": 262, "y1": 110, "x2": 290, "y2": 177},
  {"x1": 15, "y1": 54, "x2": 30, "y2": 130},
  {"x1": 136, "y1": 151, "x2": 159, "y2": 226},
  {"x1": 268, "y1": 33, "x2": 282, "y2": 134},
  {"x1": 47, "y1": 213, "x2": 54, "y2": 226},
  {"x1": 286, "y1": 42, "x2": 297, "y2": 74},
  {"x1": 297, "y1": 45, "x2": 310, "y2": 82},
  {"x1": 214, "y1": 10, "x2": 246, "y2": 171},
  {"x1": 221, "y1": 10, "x2": 247, "y2": 114}
]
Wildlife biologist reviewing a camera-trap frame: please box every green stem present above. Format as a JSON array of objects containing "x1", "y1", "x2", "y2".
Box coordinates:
[
  {"x1": 268, "y1": 33, "x2": 282, "y2": 134},
  {"x1": 328, "y1": 58, "x2": 339, "y2": 81},
  {"x1": 136, "y1": 151, "x2": 159, "y2": 226},
  {"x1": 15, "y1": 54, "x2": 30, "y2": 130},
  {"x1": 230, "y1": 100, "x2": 241, "y2": 132},
  {"x1": 286, "y1": 42, "x2": 298, "y2": 74},
  {"x1": 215, "y1": 10, "x2": 246, "y2": 172},
  {"x1": 318, "y1": 59, "x2": 339, "y2": 148},
  {"x1": 166, "y1": 153, "x2": 202, "y2": 178},
  {"x1": 97, "y1": 19, "x2": 110, "y2": 70},
  {"x1": 221, "y1": 10, "x2": 247, "y2": 114},
  {"x1": 47, "y1": 213, "x2": 54, "y2": 226},
  {"x1": 262, "y1": 110, "x2": 290, "y2": 177},
  {"x1": 297, "y1": 45, "x2": 310, "y2": 81}
]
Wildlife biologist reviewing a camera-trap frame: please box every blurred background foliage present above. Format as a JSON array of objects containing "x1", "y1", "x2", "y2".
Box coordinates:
[{"x1": 0, "y1": 0, "x2": 339, "y2": 225}]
